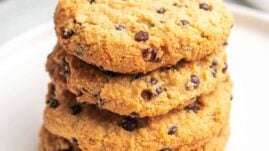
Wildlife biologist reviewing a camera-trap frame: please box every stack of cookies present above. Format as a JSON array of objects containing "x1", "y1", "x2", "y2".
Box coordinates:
[{"x1": 40, "y1": 0, "x2": 234, "y2": 151}]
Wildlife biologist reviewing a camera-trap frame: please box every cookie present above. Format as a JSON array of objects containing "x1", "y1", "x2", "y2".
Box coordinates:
[
  {"x1": 39, "y1": 124, "x2": 230, "y2": 151},
  {"x1": 54, "y1": 0, "x2": 233, "y2": 73},
  {"x1": 43, "y1": 80, "x2": 232, "y2": 151},
  {"x1": 39, "y1": 126, "x2": 81, "y2": 151},
  {"x1": 46, "y1": 44, "x2": 229, "y2": 117}
]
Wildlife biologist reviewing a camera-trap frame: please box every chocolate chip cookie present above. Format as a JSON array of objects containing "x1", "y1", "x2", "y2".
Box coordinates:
[
  {"x1": 43, "y1": 80, "x2": 232, "y2": 151},
  {"x1": 46, "y1": 44, "x2": 230, "y2": 117},
  {"x1": 54, "y1": 0, "x2": 233, "y2": 73},
  {"x1": 39, "y1": 124, "x2": 230, "y2": 151}
]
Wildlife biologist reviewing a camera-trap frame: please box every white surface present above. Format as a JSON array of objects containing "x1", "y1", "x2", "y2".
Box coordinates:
[
  {"x1": 0, "y1": 4, "x2": 269, "y2": 151},
  {"x1": 241, "y1": 0, "x2": 269, "y2": 12}
]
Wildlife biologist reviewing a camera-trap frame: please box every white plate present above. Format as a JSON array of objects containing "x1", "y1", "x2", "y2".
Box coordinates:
[{"x1": 0, "y1": 4, "x2": 268, "y2": 151}]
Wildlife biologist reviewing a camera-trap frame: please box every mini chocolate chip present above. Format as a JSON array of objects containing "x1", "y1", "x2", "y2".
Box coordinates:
[
  {"x1": 210, "y1": 60, "x2": 218, "y2": 77},
  {"x1": 223, "y1": 42, "x2": 228, "y2": 46},
  {"x1": 89, "y1": 0, "x2": 96, "y2": 4},
  {"x1": 190, "y1": 75, "x2": 200, "y2": 88},
  {"x1": 157, "y1": 7, "x2": 166, "y2": 14},
  {"x1": 230, "y1": 95, "x2": 233, "y2": 101},
  {"x1": 141, "y1": 89, "x2": 153, "y2": 100},
  {"x1": 142, "y1": 47, "x2": 163, "y2": 63},
  {"x1": 222, "y1": 63, "x2": 228, "y2": 73},
  {"x1": 180, "y1": 20, "x2": 190, "y2": 26},
  {"x1": 135, "y1": 31, "x2": 149, "y2": 42},
  {"x1": 212, "y1": 59, "x2": 218, "y2": 66},
  {"x1": 173, "y1": 3, "x2": 178, "y2": 6},
  {"x1": 115, "y1": 24, "x2": 125, "y2": 30},
  {"x1": 49, "y1": 99, "x2": 59, "y2": 108},
  {"x1": 199, "y1": 3, "x2": 211, "y2": 11},
  {"x1": 160, "y1": 148, "x2": 172, "y2": 151},
  {"x1": 62, "y1": 28, "x2": 74, "y2": 39},
  {"x1": 168, "y1": 126, "x2": 177, "y2": 135},
  {"x1": 156, "y1": 87, "x2": 163, "y2": 95},
  {"x1": 186, "y1": 75, "x2": 200, "y2": 90},
  {"x1": 119, "y1": 117, "x2": 138, "y2": 131},
  {"x1": 150, "y1": 49, "x2": 162, "y2": 62},
  {"x1": 160, "y1": 21, "x2": 166, "y2": 24},
  {"x1": 71, "y1": 104, "x2": 82, "y2": 115},
  {"x1": 142, "y1": 47, "x2": 149, "y2": 57},
  {"x1": 184, "y1": 101, "x2": 201, "y2": 113},
  {"x1": 150, "y1": 78, "x2": 158, "y2": 85}
]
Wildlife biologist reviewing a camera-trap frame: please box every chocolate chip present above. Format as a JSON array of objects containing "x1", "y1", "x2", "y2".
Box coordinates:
[
  {"x1": 212, "y1": 59, "x2": 218, "y2": 66},
  {"x1": 230, "y1": 95, "x2": 233, "y2": 101},
  {"x1": 150, "y1": 78, "x2": 158, "y2": 85},
  {"x1": 210, "y1": 60, "x2": 218, "y2": 77},
  {"x1": 115, "y1": 24, "x2": 125, "y2": 30},
  {"x1": 89, "y1": 0, "x2": 96, "y2": 4},
  {"x1": 150, "y1": 49, "x2": 162, "y2": 62},
  {"x1": 142, "y1": 49, "x2": 150, "y2": 59},
  {"x1": 156, "y1": 87, "x2": 163, "y2": 95},
  {"x1": 49, "y1": 99, "x2": 59, "y2": 108},
  {"x1": 168, "y1": 126, "x2": 177, "y2": 135},
  {"x1": 223, "y1": 42, "x2": 228, "y2": 46},
  {"x1": 157, "y1": 7, "x2": 166, "y2": 14},
  {"x1": 160, "y1": 21, "x2": 166, "y2": 24},
  {"x1": 190, "y1": 75, "x2": 200, "y2": 88},
  {"x1": 141, "y1": 89, "x2": 153, "y2": 100},
  {"x1": 180, "y1": 20, "x2": 190, "y2": 26},
  {"x1": 199, "y1": 3, "x2": 211, "y2": 11},
  {"x1": 135, "y1": 31, "x2": 149, "y2": 42},
  {"x1": 185, "y1": 75, "x2": 200, "y2": 90},
  {"x1": 173, "y1": 3, "x2": 178, "y2": 6},
  {"x1": 71, "y1": 104, "x2": 82, "y2": 115},
  {"x1": 61, "y1": 28, "x2": 74, "y2": 39},
  {"x1": 222, "y1": 63, "x2": 228, "y2": 73},
  {"x1": 184, "y1": 101, "x2": 201, "y2": 113},
  {"x1": 160, "y1": 148, "x2": 172, "y2": 151},
  {"x1": 142, "y1": 47, "x2": 163, "y2": 63},
  {"x1": 119, "y1": 117, "x2": 138, "y2": 131}
]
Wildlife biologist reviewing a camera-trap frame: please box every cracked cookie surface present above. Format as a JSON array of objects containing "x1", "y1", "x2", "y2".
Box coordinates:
[
  {"x1": 46, "y1": 44, "x2": 229, "y2": 117},
  {"x1": 54, "y1": 0, "x2": 233, "y2": 73},
  {"x1": 43, "y1": 81, "x2": 232, "y2": 151}
]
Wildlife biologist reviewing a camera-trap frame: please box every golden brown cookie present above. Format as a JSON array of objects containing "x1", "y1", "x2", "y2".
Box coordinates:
[
  {"x1": 39, "y1": 124, "x2": 230, "y2": 151},
  {"x1": 46, "y1": 44, "x2": 229, "y2": 117},
  {"x1": 44, "y1": 80, "x2": 232, "y2": 151},
  {"x1": 54, "y1": 0, "x2": 233, "y2": 73},
  {"x1": 39, "y1": 126, "x2": 81, "y2": 151}
]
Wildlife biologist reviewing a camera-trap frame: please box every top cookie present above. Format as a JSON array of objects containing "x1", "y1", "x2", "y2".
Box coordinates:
[{"x1": 54, "y1": 0, "x2": 233, "y2": 73}]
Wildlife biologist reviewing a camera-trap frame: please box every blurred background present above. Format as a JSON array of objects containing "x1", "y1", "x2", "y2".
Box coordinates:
[{"x1": 0, "y1": 0, "x2": 268, "y2": 46}]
